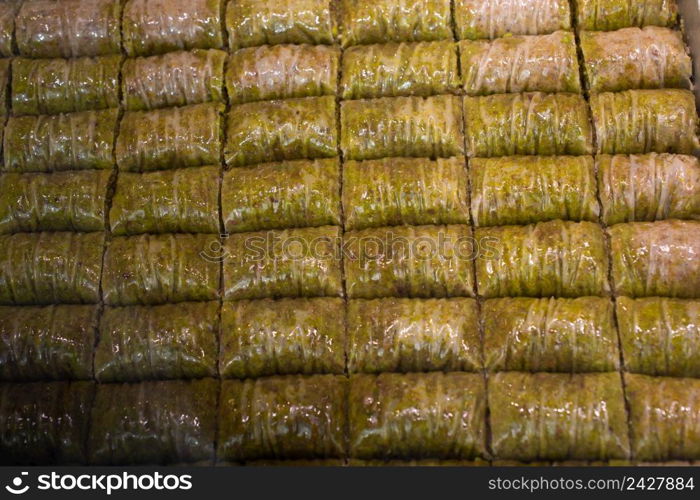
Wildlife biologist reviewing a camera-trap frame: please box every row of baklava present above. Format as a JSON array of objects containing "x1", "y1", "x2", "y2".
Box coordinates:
[
  {"x1": 0, "y1": 219, "x2": 698, "y2": 304},
  {"x1": 2, "y1": 295, "x2": 699, "y2": 381},
  {"x1": 1, "y1": 90, "x2": 696, "y2": 173},
  {"x1": 4, "y1": 154, "x2": 697, "y2": 234},
  {"x1": 0, "y1": 0, "x2": 683, "y2": 58},
  {"x1": 2, "y1": 372, "x2": 699, "y2": 464}
]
